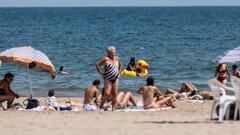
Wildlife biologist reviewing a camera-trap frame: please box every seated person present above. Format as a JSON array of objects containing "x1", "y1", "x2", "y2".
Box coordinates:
[
  {"x1": 137, "y1": 76, "x2": 175, "y2": 109},
  {"x1": 44, "y1": 90, "x2": 72, "y2": 111},
  {"x1": 44, "y1": 90, "x2": 58, "y2": 111},
  {"x1": 83, "y1": 79, "x2": 100, "y2": 111},
  {"x1": 126, "y1": 57, "x2": 136, "y2": 71},
  {"x1": 0, "y1": 73, "x2": 20, "y2": 109},
  {"x1": 165, "y1": 82, "x2": 213, "y2": 100},
  {"x1": 100, "y1": 88, "x2": 137, "y2": 110}
]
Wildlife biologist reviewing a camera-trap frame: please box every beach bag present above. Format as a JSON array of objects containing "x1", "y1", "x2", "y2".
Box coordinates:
[
  {"x1": 23, "y1": 98, "x2": 39, "y2": 109},
  {"x1": 216, "y1": 103, "x2": 239, "y2": 120}
]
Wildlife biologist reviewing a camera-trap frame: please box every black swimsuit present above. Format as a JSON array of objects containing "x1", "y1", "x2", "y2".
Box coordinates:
[{"x1": 104, "y1": 63, "x2": 119, "y2": 84}]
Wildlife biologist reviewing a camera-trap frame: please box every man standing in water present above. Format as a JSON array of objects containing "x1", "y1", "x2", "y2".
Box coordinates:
[{"x1": 96, "y1": 46, "x2": 122, "y2": 111}]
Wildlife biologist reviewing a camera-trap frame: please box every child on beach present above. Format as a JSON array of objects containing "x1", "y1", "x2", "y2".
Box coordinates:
[
  {"x1": 44, "y1": 90, "x2": 58, "y2": 111},
  {"x1": 137, "y1": 76, "x2": 175, "y2": 109},
  {"x1": 83, "y1": 79, "x2": 100, "y2": 111},
  {"x1": 44, "y1": 90, "x2": 72, "y2": 111}
]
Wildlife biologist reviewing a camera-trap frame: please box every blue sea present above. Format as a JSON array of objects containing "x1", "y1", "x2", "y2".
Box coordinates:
[{"x1": 0, "y1": 7, "x2": 240, "y2": 97}]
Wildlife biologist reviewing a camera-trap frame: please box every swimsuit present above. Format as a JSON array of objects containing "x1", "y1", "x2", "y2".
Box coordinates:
[
  {"x1": 217, "y1": 70, "x2": 227, "y2": 83},
  {"x1": 83, "y1": 103, "x2": 98, "y2": 111},
  {"x1": 104, "y1": 63, "x2": 119, "y2": 84}
]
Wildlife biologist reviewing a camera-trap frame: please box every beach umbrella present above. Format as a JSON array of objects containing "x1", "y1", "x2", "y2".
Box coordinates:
[
  {"x1": 0, "y1": 46, "x2": 56, "y2": 97},
  {"x1": 219, "y1": 46, "x2": 240, "y2": 63}
]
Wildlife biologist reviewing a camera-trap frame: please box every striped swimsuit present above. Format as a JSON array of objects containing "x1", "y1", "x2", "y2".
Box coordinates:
[{"x1": 104, "y1": 63, "x2": 119, "y2": 84}]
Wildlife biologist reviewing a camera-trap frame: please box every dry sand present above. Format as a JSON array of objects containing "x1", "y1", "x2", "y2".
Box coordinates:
[{"x1": 0, "y1": 97, "x2": 239, "y2": 135}]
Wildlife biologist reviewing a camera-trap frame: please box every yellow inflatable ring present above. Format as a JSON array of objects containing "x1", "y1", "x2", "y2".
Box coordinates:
[{"x1": 121, "y1": 59, "x2": 149, "y2": 77}]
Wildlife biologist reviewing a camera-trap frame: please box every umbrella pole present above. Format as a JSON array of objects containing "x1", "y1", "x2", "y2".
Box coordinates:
[{"x1": 27, "y1": 64, "x2": 33, "y2": 99}]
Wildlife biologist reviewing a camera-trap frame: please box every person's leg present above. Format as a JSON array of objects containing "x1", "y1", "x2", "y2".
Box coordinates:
[
  {"x1": 0, "y1": 95, "x2": 14, "y2": 109},
  {"x1": 121, "y1": 92, "x2": 137, "y2": 107},
  {"x1": 199, "y1": 91, "x2": 214, "y2": 100},
  {"x1": 181, "y1": 82, "x2": 195, "y2": 92},
  {"x1": 153, "y1": 97, "x2": 175, "y2": 108},
  {"x1": 111, "y1": 79, "x2": 119, "y2": 111},
  {"x1": 127, "y1": 92, "x2": 137, "y2": 106},
  {"x1": 117, "y1": 91, "x2": 125, "y2": 103},
  {"x1": 100, "y1": 80, "x2": 112, "y2": 110},
  {"x1": 187, "y1": 82, "x2": 198, "y2": 91}
]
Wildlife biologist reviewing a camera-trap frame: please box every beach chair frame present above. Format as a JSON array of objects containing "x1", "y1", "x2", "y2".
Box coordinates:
[
  {"x1": 208, "y1": 78, "x2": 236, "y2": 122},
  {"x1": 230, "y1": 76, "x2": 240, "y2": 120}
]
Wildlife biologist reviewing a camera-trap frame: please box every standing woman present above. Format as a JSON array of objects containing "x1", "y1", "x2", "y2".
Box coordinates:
[
  {"x1": 215, "y1": 63, "x2": 230, "y2": 85},
  {"x1": 96, "y1": 46, "x2": 122, "y2": 111}
]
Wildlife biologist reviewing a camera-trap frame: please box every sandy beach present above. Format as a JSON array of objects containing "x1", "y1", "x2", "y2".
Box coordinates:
[{"x1": 0, "y1": 97, "x2": 239, "y2": 135}]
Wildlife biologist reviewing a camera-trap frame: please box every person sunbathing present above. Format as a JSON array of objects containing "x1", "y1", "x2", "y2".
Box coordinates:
[
  {"x1": 137, "y1": 76, "x2": 175, "y2": 109},
  {"x1": 64, "y1": 98, "x2": 81, "y2": 108},
  {"x1": 99, "y1": 88, "x2": 137, "y2": 110},
  {"x1": 165, "y1": 82, "x2": 213, "y2": 100},
  {"x1": 83, "y1": 79, "x2": 100, "y2": 111}
]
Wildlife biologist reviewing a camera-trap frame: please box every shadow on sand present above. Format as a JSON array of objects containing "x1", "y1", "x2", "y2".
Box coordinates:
[{"x1": 136, "y1": 119, "x2": 222, "y2": 124}]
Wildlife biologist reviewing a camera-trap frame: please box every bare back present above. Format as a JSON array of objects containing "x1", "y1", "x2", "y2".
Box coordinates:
[
  {"x1": 83, "y1": 86, "x2": 99, "y2": 104},
  {"x1": 140, "y1": 86, "x2": 159, "y2": 106}
]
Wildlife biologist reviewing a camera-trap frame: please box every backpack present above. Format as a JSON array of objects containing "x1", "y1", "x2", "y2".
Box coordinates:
[{"x1": 23, "y1": 98, "x2": 39, "y2": 109}]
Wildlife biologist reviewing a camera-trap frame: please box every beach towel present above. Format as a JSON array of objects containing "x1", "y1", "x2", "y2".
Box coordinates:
[
  {"x1": 83, "y1": 104, "x2": 98, "y2": 111},
  {"x1": 116, "y1": 102, "x2": 172, "y2": 112}
]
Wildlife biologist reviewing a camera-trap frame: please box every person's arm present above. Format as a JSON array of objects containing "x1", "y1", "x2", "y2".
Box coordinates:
[
  {"x1": 137, "y1": 87, "x2": 144, "y2": 94},
  {"x1": 94, "y1": 90, "x2": 100, "y2": 106},
  {"x1": 155, "y1": 88, "x2": 164, "y2": 99},
  {"x1": 3, "y1": 83, "x2": 19, "y2": 98},
  {"x1": 118, "y1": 58, "x2": 123, "y2": 77},
  {"x1": 96, "y1": 57, "x2": 106, "y2": 79}
]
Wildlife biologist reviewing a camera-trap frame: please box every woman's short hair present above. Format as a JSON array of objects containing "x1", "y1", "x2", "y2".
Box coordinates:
[{"x1": 106, "y1": 46, "x2": 116, "y2": 52}]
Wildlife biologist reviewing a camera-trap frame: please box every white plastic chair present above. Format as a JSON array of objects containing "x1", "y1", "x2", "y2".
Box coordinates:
[
  {"x1": 208, "y1": 78, "x2": 236, "y2": 122},
  {"x1": 230, "y1": 76, "x2": 240, "y2": 120}
]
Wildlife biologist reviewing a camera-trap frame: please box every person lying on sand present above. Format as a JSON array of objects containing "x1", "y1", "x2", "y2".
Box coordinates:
[
  {"x1": 64, "y1": 98, "x2": 81, "y2": 108},
  {"x1": 83, "y1": 79, "x2": 100, "y2": 111},
  {"x1": 165, "y1": 82, "x2": 213, "y2": 100},
  {"x1": 99, "y1": 89, "x2": 137, "y2": 110},
  {"x1": 137, "y1": 76, "x2": 175, "y2": 109}
]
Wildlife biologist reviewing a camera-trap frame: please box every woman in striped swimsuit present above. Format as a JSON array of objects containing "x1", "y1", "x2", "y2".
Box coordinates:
[{"x1": 96, "y1": 46, "x2": 122, "y2": 111}]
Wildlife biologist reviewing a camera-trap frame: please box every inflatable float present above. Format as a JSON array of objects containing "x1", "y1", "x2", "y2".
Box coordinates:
[{"x1": 121, "y1": 60, "x2": 149, "y2": 77}]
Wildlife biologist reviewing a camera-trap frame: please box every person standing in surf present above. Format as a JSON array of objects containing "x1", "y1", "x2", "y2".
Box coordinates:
[{"x1": 96, "y1": 46, "x2": 122, "y2": 111}]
